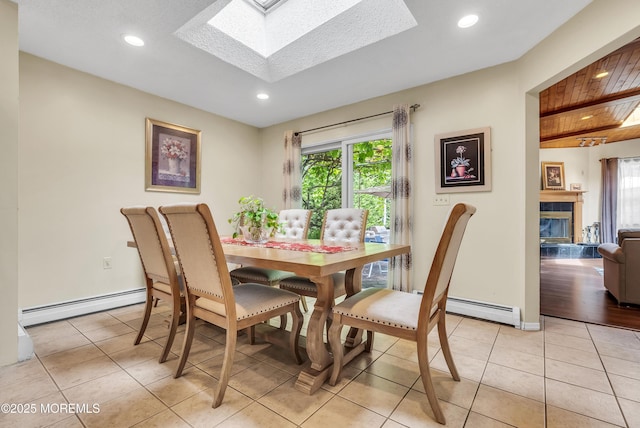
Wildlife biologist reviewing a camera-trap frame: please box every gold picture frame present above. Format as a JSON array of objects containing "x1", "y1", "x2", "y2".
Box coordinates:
[
  {"x1": 541, "y1": 161, "x2": 565, "y2": 190},
  {"x1": 145, "y1": 118, "x2": 201, "y2": 194}
]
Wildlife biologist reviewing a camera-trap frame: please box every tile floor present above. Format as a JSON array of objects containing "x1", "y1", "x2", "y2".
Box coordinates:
[{"x1": 2, "y1": 300, "x2": 640, "y2": 427}]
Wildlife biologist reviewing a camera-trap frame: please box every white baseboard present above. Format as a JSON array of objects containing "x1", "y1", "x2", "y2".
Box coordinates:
[
  {"x1": 18, "y1": 323, "x2": 34, "y2": 361},
  {"x1": 20, "y1": 288, "x2": 146, "y2": 327},
  {"x1": 446, "y1": 296, "x2": 521, "y2": 328},
  {"x1": 520, "y1": 321, "x2": 542, "y2": 331},
  {"x1": 413, "y1": 291, "x2": 522, "y2": 328}
]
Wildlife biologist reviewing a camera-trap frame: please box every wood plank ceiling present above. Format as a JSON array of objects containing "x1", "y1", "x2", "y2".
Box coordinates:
[{"x1": 540, "y1": 38, "x2": 640, "y2": 149}]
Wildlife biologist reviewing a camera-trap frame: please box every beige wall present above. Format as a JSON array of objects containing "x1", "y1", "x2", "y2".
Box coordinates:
[
  {"x1": 0, "y1": 0, "x2": 19, "y2": 365},
  {"x1": 261, "y1": 63, "x2": 527, "y2": 315},
  {"x1": 260, "y1": 0, "x2": 640, "y2": 326},
  {"x1": 18, "y1": 54, "x2": 261, "y2": 308}
]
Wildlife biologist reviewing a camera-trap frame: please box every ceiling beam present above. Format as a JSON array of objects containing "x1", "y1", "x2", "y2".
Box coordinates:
[
  {"x1": 540, "y1": 124, "x2": 622, "y2": 142},
  {"x1": 540, "y1": 89, "x2": 640, "y2": 118}
]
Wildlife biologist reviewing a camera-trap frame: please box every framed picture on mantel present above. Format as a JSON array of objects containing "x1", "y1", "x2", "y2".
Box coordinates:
[{"x1": 541, "y1": 161, "x2": 565, "y2": 190}]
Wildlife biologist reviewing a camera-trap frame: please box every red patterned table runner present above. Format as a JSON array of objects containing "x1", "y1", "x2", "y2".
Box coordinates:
[{"x1": 221, "y1": 238, "x2": 356, "y2": 254}]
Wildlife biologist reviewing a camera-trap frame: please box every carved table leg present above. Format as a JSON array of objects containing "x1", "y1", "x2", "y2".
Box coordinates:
[
  {"x1": 344, "y1": 267, "x2": 365, "y2": 348},
  {"x1": 295, "y1": 275, "x2": 334, "y2": 394}
]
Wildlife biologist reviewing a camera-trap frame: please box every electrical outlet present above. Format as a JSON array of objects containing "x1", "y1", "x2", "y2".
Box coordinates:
[
  {"x1": 433, "y1": 194, "x2": 450, "y2": 206},
  {"x1": 103, "y1": 257, "x2": 112, "y2": 269}
]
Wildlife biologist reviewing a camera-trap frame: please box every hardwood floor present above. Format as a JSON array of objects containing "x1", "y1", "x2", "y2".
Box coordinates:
[{"x1": 540, "y1": 257, "x2": 640, "y2": 331}]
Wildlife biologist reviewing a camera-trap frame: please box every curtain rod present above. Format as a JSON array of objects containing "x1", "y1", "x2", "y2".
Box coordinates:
[
  {"x1": 599, "y1": 155, "x2": 639, "y2": 161},
  {"x1": 296, "y1": 103, "x2": 420, "y2": 136}
]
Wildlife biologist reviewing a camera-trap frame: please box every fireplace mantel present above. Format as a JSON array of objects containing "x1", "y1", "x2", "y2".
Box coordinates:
[{"x1": 540, "y1": 190, "x2": 586, "y2": 243}]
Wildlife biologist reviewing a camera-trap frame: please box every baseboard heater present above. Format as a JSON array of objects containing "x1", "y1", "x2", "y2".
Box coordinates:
[
  {"x1": 415, "y1": 292, "x2": 521, "y2": 328},
  {"x1": 20, "y1": 288, "x2": 146, "y2": 327}
]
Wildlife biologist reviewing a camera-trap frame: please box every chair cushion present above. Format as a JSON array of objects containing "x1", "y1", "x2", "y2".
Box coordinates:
[
  {"x1": 230, "y1": 266, "x2": 295, "y2": 285},
  {"x1": 195, "y1": 283, "x2": 300, "y2": 320},
  {"x1": 152, "y1": 281, "x2": 184, "y2": 297},
  {"x1": 333, "y1": 288, "x2": 431, "y2": 331},
  {"x1": 152, "y1": 281, "x2": 173, "y2": 295},
  {"x1": 279, "y1": 272, "x2": 346, "y2": 297}
]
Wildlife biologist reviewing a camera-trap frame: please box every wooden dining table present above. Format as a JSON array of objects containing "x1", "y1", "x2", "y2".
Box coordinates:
[
  {"x1": 128, "y1": 236, "x2": 410, "y2": 394},
  {"x1": 220, "y1": 238, "x2": 410, "y2": 394}
]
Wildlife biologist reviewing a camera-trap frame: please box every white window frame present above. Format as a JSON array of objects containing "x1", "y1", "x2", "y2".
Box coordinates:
[{"x1": 301, "y1": 129, "x2": 392, "y2": 208}]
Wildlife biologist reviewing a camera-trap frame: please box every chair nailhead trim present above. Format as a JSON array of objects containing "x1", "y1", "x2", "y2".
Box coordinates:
[
  {"x1": 333, "y1": 310, "x2": 416, "y2": 330},
  {"x1": 237, "y1": 299, "x2": 299, "y2": 320}
]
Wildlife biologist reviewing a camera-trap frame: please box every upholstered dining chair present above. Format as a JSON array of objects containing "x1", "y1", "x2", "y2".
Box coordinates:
[
  {"x1": 120, "y1": 206, "x2": 184, "y2": 364},
  {"x1": 230, "y1": 209, "x2": 311, "y2": 325},
  {"x1": 159, "y1": 203, "x2": 303, "y2": 408},
  {"x1": 327, "y1": 203, "x2": 476, "y2": 425},
  {"x1": 279, "y1": 208, "x2": 368, "y2": 312},
  {"x1": 230, "y1": 209, "x2": 311, "y2": 286}
]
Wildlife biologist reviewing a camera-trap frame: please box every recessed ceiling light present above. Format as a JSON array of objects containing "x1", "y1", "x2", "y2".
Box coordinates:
[
  {"x1": 457, "y1": 14, "x2": 478, "y2": 28},
  {"x1": 581, "y1": 115, "x2": 593, "y2": 120},
  {"x1": 123, "y1": 35, "x2": 145, "y2": 47},
  {"x1": 256, "y1": 93, "x2": 269, "y2": 100},
  {"x1": 595, "y1": 71, "x2": 609, "y2": 79}
]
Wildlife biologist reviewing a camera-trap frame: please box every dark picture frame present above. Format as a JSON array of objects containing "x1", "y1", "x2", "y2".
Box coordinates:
[
  {"x1": 434, "y1": 127, "x2": 492, "y2": 193},
  {"x1": 145, "y1": 118, "x2": 201, "y2": 194},
  {"x1": 541, "y1": 161, "x2": 565, "y2": 190}
]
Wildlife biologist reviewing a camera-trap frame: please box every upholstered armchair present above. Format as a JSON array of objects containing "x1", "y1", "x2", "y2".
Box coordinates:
[{"x1": 597, "y1": 229, "x2": 640, "y2": 305}]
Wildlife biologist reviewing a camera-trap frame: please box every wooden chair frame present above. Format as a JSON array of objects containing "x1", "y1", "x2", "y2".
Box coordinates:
[
  {"x1": 159, "y1": 203, "x2": 303, "y2": 408},
  {"x1": 121, "y1": 206, "x2": 184, "y2": 363},
  {"x1": 327, "y1": 203, "x2": 476, "y2": 424}
]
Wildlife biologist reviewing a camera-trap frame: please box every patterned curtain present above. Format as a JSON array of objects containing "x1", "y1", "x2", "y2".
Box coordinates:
[
  {"x1": 600, "y1": 158, "x2": 618, "y2": 243},
  {"x1": 282, "y1": 130, "x2": 302, "y2": 209},
  {"x1": 389, "y1": 104, "x2": 413, "y2": 292}
]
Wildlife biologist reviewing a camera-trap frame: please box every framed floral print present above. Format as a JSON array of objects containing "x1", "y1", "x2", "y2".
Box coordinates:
[
  {"x1": 541, "y1": 161, "x2": 565, "y2": 190},
  {"x1": 145, "y1": 118, "x2": 201, "y2": 194},
  {"x1": 434, "y1": 127, "x2": 492, "y2": 193}
]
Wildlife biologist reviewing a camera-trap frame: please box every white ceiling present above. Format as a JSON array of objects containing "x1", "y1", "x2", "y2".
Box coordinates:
[{"x1": 14, "y1": 0, "x2": 592, "y2": 128}]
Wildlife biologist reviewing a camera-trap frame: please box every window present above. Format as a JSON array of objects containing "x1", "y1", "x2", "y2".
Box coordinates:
[
  {"x1": 301, "y1": 131, "x2": 392, "y2": 288},
  {"x1": 617, "y1": 156, "x2": 640, "y2": 229}
]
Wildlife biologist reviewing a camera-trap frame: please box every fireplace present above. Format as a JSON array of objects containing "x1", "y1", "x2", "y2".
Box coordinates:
[
  {"x1": 539, "y1": 191, "x2": 600, "y2": 258},
  {"x1": 540, "y1": 190, "x2": 585, "y2": 243},
  {"x1": 540, "y1": 211, "x2": 572, "y2": 243}
]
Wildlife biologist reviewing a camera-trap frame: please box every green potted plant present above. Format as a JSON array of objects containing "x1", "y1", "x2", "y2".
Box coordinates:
[{"x1": 228, "y1": 196, "x2": 281, "y2": 243}]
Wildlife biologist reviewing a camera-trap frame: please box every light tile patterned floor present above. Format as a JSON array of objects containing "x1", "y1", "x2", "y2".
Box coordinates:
[{"x1": 2, "y1": 300, "x2": 640, "y2": 427}]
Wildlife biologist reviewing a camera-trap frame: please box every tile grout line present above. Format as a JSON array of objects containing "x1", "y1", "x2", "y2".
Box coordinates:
[{"x1": 586, "y1": 323, "x2": 630, "y2": 428}]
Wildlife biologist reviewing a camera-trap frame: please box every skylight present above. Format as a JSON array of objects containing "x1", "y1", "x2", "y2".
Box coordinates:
[
  {"x1": 206, "y1": 0, "x2": 362, "y2": 58},
  {"x1": 175, "y1": 0, "x2": 417, "y2": 82}
]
